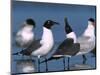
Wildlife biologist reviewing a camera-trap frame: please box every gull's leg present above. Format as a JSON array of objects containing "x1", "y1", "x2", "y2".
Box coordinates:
[
  {"x1": 21, "y1": 48, "x2": 24, "y2": 59},
  {"x1": 63, "y1": 56, "x2": 66, "y2": 70},
  {"x1": 67, "y1": 57, "x2": 70, "y2": 70},
  {"x1": 82, "y1": 55, "x2": 87, "y2": 64},
  {"x1": 37, "y1": 55, "x2": 41, "y2": 72},
  {"x1": 21, "y1": 54, "x2": 24, "y2": 59},
  {"x1": 45, "y1": 57, "x2": 48, "y2": 72}
]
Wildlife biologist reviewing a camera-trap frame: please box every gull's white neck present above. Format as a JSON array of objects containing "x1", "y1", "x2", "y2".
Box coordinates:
[
  {"x1": 32, "y1": 27, "x2": 54, "y2": 56},
  {"x1": 17, "y1": 25, "x2": 34, "y2": 43},
  {"x1": 83, "y1": 24, "x2": 95, "y2": 37},
  {"x1": 66, "y1": 32, "x2": 77, "y2": 43},
  {"x1": 22, "y1": 25, "x2": 33, "y2": 32},
  {"x1": 83, "y1": 24, "x2": 95, "y2": 42},
  {"x1": 41, "y1": 27, "x2": 54, "y2": 45}
]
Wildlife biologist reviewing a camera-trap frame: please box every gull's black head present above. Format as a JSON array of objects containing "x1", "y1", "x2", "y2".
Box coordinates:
[
  {"x1": 26, "y1": 18, "x2": 36, "y2": 28},
  {"x1": 43, "y1": 20, "x2": 59, "y2": 29},
  {"x1": 88, "y1": 18, "x2": 95, "y2": 27},
  {"x1": 64, "y1": 17, "x2": 73, "y2": 34},
  {"x1": 88, "y1": 18, "x2": 95, "y2": 22}
]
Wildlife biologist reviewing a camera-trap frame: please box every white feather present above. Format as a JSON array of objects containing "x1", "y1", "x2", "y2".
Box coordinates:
[
  {"x1": 66, "y1": 32, "x2": 77, "y2": 43},
  {"x1": 76, "y1": 24, "x2": 95, "y2": 55},
  {"x1": 32, "y1": 27, "x2": 54, "y2": 56},
  {"x1": 16, "y1": 25, "x2": 34, "y2": 47}
]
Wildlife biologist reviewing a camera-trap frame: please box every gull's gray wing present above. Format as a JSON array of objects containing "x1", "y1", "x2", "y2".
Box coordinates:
[
  {"x1": 41, "y1": 38, "x2": 80, "y2": 62},
  {"x1": 77, "y1": 36, "x2": 90, "y2": 43},
  {"x1": 57, "y1": 38, "x2": 74, "y2": 49},
  {"x1": 54, "y1": 38, "x2": 80, "y2": 56},
  {"x1": 55, "y1": 43, "x2": 80, "y2": 56},
  {"x1": 76, "y1": 35, "x2": 95, "y2": 55},
  {"x1": 20, "y1": 39, "x2": 42, "y2": 56}
]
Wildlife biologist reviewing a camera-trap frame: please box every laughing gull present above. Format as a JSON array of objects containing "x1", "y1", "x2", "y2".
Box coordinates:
[
  {"x1": 52, "y1": 17, "x2": 80, "y2": 70},
  {"x1": 41, "y1": 17, "x2": 80, "y2": 70},
  {"x1": 15, "y1": 18, "x2": 36, "y2": 50},
  {"x1": 13, "y1": 20, "x2": 59, "y2": 72},
  {"x1": 41, "y1": 17, "x2": 95, "y2": 70},
  {"x1": 76, "y1": 18, "x2": 96, "y2": 64},
  {"x1": 77, "y1": 18, "x2": 95, "y2": 51}
]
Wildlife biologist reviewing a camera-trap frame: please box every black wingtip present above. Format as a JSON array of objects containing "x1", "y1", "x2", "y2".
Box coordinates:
[
  {"x1": 12, "y1": 52, "x2": 19, "y2": 55},
  {"x1": 40, "y1": 56, "x2": 62, "y2": 63},
  {"x1": 91, "y1": 46, "x2": 96, "y2": 57}
]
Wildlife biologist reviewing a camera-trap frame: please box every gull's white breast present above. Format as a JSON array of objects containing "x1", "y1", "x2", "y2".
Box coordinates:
[
  {"x1": 32, "y1": 27, "x2": 54, "y2": 56},
  {"x1": 16, "y1": 26, "x2": 34, "y2": 47},
  {"x1": 77, "y1": 24, "x2": 95, "y2": 55},
  {"x1": 66, "y1": 32, "x2": 77, "y2": 43}
]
